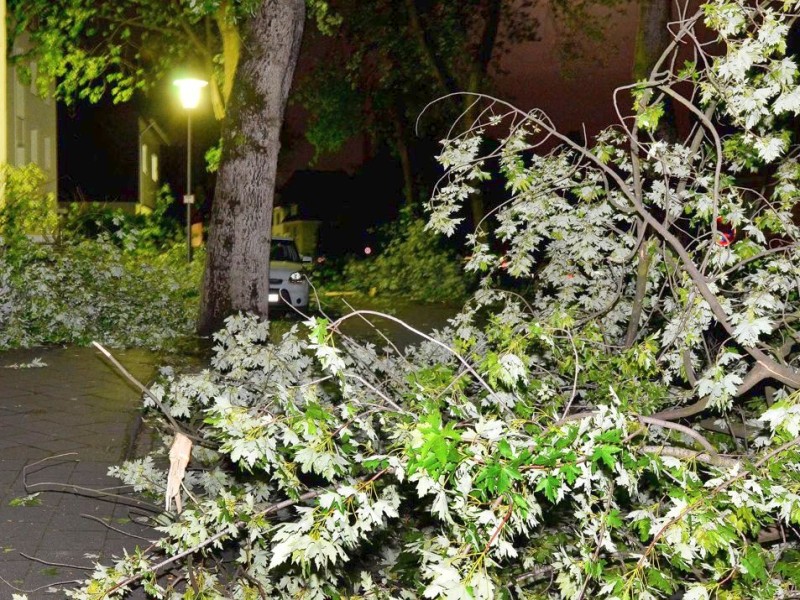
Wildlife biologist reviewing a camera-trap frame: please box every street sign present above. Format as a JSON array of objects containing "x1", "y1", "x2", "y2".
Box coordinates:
[{"x1": 183, "y1": 194, "x2": 195, "y2": 205}]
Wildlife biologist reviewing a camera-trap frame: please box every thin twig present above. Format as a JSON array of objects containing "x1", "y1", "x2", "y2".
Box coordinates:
[
  {"x1": 340, "y1": 297, "x2": 408, "y2": 363},
  {"x1": 560, "y1": 328, "x2": 581, "y2": 419},
  {"x1": 22, "y1": 453, "x2": 162, "y2": 512},
  {"x1": 18, "y1": 552, "x2": 93, "y2": 571},
  {"x1": 0, "y1": 571, "x2": 83, "y2": 594},
  {"x1": 80, "y1": 513, "x2": 156, "y2": 542},
  {"x1": 342, "y1": 373, "x2": 411, "y2": 414}
]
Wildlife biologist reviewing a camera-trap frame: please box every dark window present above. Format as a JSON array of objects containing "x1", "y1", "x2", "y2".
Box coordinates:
[{"x1": 271, "y1": 239, "x2": 300, "y2": 262}]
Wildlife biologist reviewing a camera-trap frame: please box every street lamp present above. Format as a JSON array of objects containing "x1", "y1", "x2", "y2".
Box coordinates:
[{"x1": 173, "y1": 77, "x2": 208, "y2": 262}]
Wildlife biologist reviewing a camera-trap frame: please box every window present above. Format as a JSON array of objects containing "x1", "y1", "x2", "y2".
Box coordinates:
[
  {"x1": 141, "y1": 144, "x2": 148, "y2": 174},
  {"x1": 15, "y1": 117, "x2": 25, "y2": 165},
  {"x1": 15, "y1": 117, "x2": 25, "y2": 147},
  {"x1": 43, "y1": 136, "x2": 52, "y2": 171},
  {"x1": 271, "y1": 239, "x2": 301, "y2": 262},
  {"x1": 29, "y1": 62, "x2": 38, "y2": 95},
  {"x1": 30, "y1": 129, "x2": 39, "y2": 165},
  {"x1": 13, "y1": 69, "x2": 25, "y2": 117},
  {"x1": 151, "y1": 153, "x2": 159, "y2": 182}
]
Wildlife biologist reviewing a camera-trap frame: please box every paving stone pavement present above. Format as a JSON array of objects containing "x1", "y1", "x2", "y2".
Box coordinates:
[{"x1": 0, "y1": 346, "x2": 162, "y2": 599}]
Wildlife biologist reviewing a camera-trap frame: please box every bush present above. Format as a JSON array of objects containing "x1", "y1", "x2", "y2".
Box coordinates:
[
  {"x1": 340, "y1": 213, "x2": 470, "y2": 303},
  {"x1": 0, "y1": 238, "x2": 202, "y2": 350},
  {"x1": 61, "y1": 184, "x2": 183, "y2": 251},
  {"x1": 0, "y1": 169, "x2": 201, "y2": 350},
  {"x1": 0, "y1": 163, "x2": 58, "y2": 265},
  {"x1": 0, "y1": 239, "x2": 202, "y2": 349}
]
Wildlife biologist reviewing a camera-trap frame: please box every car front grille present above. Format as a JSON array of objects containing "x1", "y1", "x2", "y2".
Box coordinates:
[{"x1": 269, "y1": 277, "x2": 283, "y2": 285}]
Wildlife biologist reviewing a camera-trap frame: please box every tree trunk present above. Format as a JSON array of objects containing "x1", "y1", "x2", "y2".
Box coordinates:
[
  {"x1": 197, "y1": 0, "x2": 305, "y2": 335},
  {"x1": 633, "y1": 0, "x2": 676, "y2": 140},
  {"x1": 394, "y1": 115, "x2": 415, "y2": 207},
  {"x1": 633, "y1": 0, "x2": 671, "y2": 80},
  {"x1": 464, "y1": 0, "x2": 502, "y2": 232}
]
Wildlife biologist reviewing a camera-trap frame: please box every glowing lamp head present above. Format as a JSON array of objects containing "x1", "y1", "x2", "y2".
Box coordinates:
[{"x1": 173, "y1": 78, "x2": 208, "y2": 109}]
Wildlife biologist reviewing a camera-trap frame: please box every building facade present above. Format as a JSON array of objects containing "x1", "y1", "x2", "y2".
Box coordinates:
[
  {"x1": 138, "y1": 117, "x2": 170, "y2": 211},
  {"x1": 0, "y1": 2, "x2": 58, "y2": 200}
]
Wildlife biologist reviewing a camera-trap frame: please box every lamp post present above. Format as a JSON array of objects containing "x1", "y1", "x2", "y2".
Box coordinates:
[{"x1": 173, "y1": 77, "x2": 208, "y2": 262}]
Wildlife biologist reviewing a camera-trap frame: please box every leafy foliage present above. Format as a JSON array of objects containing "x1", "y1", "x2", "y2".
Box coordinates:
[
  {"x1": 293, "y1": 63, "x2": 363, "y2": 163},
  {"x1": 67, "y1": 307, "x2": 800, "y2": 599},
  {"x1": 54, "y1": 1, "x2": 800, "y2": 598},
  {"x1": 339, "y1": 213, "x2": 470, "y2": 303},
  {"x1": 10, "y1": 0, "x2": 337, "y2": 118},
  {"x1": 0, "y1": 163, "x2": 58, "y2": 265},
  {"x1": 0, "y1": 169, "x2": 201, "y2": 350},
  {"x1": 9, "y1": 0, "x2": 186, "y2": 105},
  {"x1": 61, "y1": 185, "x2": 183, "y2": 251},
  {"x1": 0, "y1": 239, "x2": 202, "y2": 350}
]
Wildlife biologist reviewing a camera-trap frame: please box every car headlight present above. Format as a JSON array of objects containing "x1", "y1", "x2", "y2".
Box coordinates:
[{"x1": 288, "y1": 271, "x2": 304, "y2": 284}]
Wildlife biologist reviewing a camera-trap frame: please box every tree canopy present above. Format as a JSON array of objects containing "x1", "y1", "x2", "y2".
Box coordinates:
[
  {"x1": 9, "y1": 0, "x2": 249, "y2": 119},
  {"x1": 296, "y1": 0, "x2": 628, "y2": 213}
]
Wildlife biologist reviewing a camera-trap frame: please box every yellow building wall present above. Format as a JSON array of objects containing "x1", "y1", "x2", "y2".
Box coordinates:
[
  {"x1": 0, "y1": 0, "x2": 7, "y2": 208},
  {"x1": 272, "y1": 205, "x2": 320, "y2": 257},
  {"x1": 6, "y1": 30, "x2": 57, "y2": 200}
]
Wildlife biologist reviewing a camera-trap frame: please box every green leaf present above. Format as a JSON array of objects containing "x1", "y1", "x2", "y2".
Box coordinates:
[
  {"x1": 9, "y1": 493, "x2": 41, "y2": 507},
  {"x1": 606, "y1": 509, "x2": 623, "y2": 529},
  {"x1": 597, "y1": 429, "x2": 622, "y2": 444},
  {"x1": 647, "y1": 568, "x2": 675, "y2": 594},
  {"x1": 591, "y1": 445, "x2": 621, "y2": 469},
  {"x1": 498, "y1": 438, "x2": 514, "y2": 459},
  {"x1": 533, "y1": 449, "x2": 560, "y2": 468},
  {"x1": 636, "y1": 102, "x2": 665, "y2": 133},
  {"x1": 511, "y1": 493, "x2": 529, "y2": 512},
  {"x1": 559, "y1": 463, "x2": 581, "y2": 485},
  {"x1": 535, "y1": 475, "x2": 561, "y2": 503},
  {"x1": 633, "y1": 516, "x2": 651, "y2": 542},
  {"x1": 741, "y1": 546, "x2": 768, "y2": 583}
]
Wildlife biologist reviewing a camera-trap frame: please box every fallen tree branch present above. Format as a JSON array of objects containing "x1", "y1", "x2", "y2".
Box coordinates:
[
  {"x1": 103, "y1": 469, "x2": 394, "y2": 596},
  {"x1": 697, "y1": 417, "x2": 758, "y2": 440},
  {"x1": 638, "y1": 415, "x2": 717, "y2": 454},
  {"x1": 80, "y1": 513, "x2": 156, "y2": 542},
  {"x1": 92, "y1": 341, "x2": 206, "y2": 444},
  {"x1": 23, "y1": 453, "x2": 162, "y2": 512},
  {"x1": 652, "y1": 362, "x2": 769, "y2": 421},
  {"x1": 640, "y1": 445, "x2": 740, "y2": 468},
  {"x1": 330, "y1": 310, "x2": 497, "y2": 399},
  {"x1": 19, "y1": 552, "x2": 93, "y2": 571},
  {"x1": 557, "y1": 413, "x2": 718, "y2": 455}
]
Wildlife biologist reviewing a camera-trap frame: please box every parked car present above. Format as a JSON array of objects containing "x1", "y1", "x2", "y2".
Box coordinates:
[{"x1": 269, "y1": 237, "x2": 311, "y2": 312}]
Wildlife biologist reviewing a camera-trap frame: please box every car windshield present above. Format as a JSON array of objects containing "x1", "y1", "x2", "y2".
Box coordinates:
[{"x1": 271, "y1": 239, "x2": 301, "y2": 262}]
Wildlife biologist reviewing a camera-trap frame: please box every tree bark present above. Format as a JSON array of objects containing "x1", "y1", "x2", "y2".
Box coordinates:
[
  {"x1": 464, "y1": 0, "x2": 503, "y2": 232},
  {"x1": 394, "y1": 115, "x2": 415, "y2": 207},
  {"x1": 198, "y1": 0, "x2": 305, "y2": 335},
  {"x1": 633, "y1": 0, "x2": 676, "y2": 140},
  {"x1": 633, "y1": 0, "x2": 671, "y2": 80}
]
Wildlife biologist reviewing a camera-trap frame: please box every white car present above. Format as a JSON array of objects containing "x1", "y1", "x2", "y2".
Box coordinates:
[{"x1": 269, "y1": 237, "x2": 311, "y2": 312}]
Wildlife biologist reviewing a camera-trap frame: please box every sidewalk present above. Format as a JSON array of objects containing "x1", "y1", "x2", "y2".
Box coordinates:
[{"x1": 0, "y1": 345, "x2": 161, "y2": 598}]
